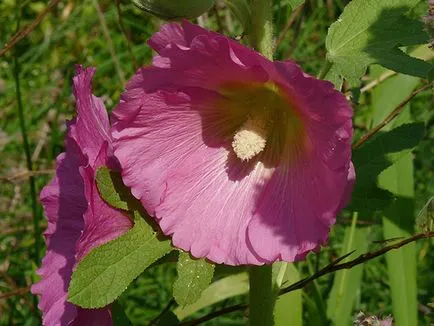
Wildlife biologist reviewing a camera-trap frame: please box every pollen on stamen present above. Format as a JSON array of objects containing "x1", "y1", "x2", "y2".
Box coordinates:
[{"x1": 232, "y1": 117, "x2": 267, "y2": 161}]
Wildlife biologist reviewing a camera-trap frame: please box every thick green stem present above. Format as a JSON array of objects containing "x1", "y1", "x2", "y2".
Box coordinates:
[
  {"x1": 249, "y1": 0, "x2": 273, "y2": 60},
  {"x1": 249, "y1": 265, "x2": 275, "y2": 326},
  {"x1": 248, "y1": 1, "x2": 275, "y2": 325}
]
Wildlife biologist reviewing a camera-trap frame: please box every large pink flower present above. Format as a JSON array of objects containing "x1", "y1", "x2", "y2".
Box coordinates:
[
  {"x1": 112, "y1": 21, "x2": 354, "y2": 265},
  {"x1": 31, "y1": 66, "x2": 132, "y2": 325}
]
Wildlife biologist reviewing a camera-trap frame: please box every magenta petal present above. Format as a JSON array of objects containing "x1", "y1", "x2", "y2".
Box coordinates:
[
  {"x1": 113, "y1": 23, "x2": 354, "y2": 265},
  {"x1": 31, "y1": 150, "x2": 85, "y2": 326},
  {"x1": 32, "y1": 66, "x2": 131, "y2": 325}
]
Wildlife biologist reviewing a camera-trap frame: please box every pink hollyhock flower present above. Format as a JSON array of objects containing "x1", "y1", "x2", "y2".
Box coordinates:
[
  {"x1": 31, "y1": 66, "x2": 132, "y2": 325},
  {"x1": 112, "y1": 21, "x2": 354, "y2": 265}
]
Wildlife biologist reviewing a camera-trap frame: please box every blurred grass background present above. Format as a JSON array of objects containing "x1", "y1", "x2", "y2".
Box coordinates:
[{"x1": 0, "y1": 0, "x2": 433, "y2": 325}]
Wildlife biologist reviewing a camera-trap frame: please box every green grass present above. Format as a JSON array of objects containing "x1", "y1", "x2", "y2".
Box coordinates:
[{"x1": 0, "y1": 0, "x2": 433, "y2": 325}]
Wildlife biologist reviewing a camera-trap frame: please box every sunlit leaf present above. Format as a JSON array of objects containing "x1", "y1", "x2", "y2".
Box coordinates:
[
  {"x1": 327, "y1": 214, "x2": 370, "y2": 325},
  {"x1": 174, "y1": 273, "x2": 249, "y2": 320},
  {"x1": 96, "y1": 167, "x2": 131, "y2": 211},
  {"x1": 274, "y1": 263, "x2": 302, "y2": 326},
  {"x1": 326, "y1": 0, "x2": 431, "y2": 84},
  {"x1": 68, "y1": 215, "x2": 172, "y2": 308},
  {"x1": 371, "y1": 67, "x2": 420, "y2": 326},
  {"x1": 173, "y1": 252, "x2": 215, "y2": 307}
]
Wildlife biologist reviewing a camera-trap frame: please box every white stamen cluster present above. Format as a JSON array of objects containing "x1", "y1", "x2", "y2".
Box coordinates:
[{"x1": 232, "y1": 116, "x2": 267, "y2": 161}]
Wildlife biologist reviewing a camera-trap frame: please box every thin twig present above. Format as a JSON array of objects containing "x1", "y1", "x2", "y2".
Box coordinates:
[
  {"x1": 93, "y1": 0, "x2": 126, "y2": 87},
  {"x1": 0, "y1": 0, "x2": 61, "y2": 58},
  {"x1": 179, "y1": 303, "x2": 247, "y2": 326},
  {"x1": 275, "y1": 4, "x2": 304, "y2": 49},
  {"x1": 360, "y1": 70, "x2": 396, "y2": 94},
  {"x1": 347, "y1": 50, "x2": 434, "y2": 98},
  {"x1": 353, "y1": 83, "x2": 431, "y2": 149},
  {"x1": 182, "y1": 231, "x2": 434, "y2": 325},
  {"x1": 0, "y1": 169, "x2": 55, "y2": 183},
  {"x1": 115, "y1": 0, "x2": 138, "y2": 71},
  {"x1": 0, "y1": 287, "x2": 30, "y2": 300},
  {"x1": 278, "y1": 231, "x2": 434, "y2": 296}
]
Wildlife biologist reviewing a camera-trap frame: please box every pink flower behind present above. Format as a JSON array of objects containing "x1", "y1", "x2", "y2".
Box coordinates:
[
  {"x1": 112, "y1": 21, "x2": 354, "y2": 265},
  {"x1": 31, "y1": 66, "x2": 132, "y2": 325}
]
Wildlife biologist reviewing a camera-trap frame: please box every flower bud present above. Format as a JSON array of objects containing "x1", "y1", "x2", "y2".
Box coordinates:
[{"x1": 132, "y1": 0, "x2": 214, "y2": 20}]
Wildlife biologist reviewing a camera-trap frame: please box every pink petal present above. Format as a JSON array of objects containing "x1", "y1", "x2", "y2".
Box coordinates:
[
  {"x1": 113, "y1": 22, "x2": 354, "y2": 265},
  {"x1": 32, "y1": 66, "x2": 131, "y2": 325}
]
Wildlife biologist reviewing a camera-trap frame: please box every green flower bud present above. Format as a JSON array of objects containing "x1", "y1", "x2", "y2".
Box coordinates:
[{"x1": 132, "y1": 0, "x2": 215, "y2": 20}]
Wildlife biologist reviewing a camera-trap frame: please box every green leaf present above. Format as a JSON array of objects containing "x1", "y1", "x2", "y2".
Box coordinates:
[
  {"x1": 306, "y1": 257, "x2": 328, "y2": 324},
  {"x1": 349, "y1": 186, "x2": 394, "y2": 214},
  {"x1": 416, "y1": 196, "x2": 434, "y2": 232},
  {"x1": 68, "y1": 215, "x2": 172, "y2": 308},
  {"x1": 174, "y1": 273, "x2": 249, "y2": 320},
  {"x1": 326, "y1": 0, "x2": 431, "y2": 84},
  {"x1": 96, "y1": 167, "x2": 133, "y2": 211},
  {"x1": 132, "y1": 0, "x2": 214, "y2": 20},
  {"x1": 352, "y1": 122, "x2": 425, "y2": 190},
  {"x1": 274, "y1": 263, "x2": 302, "y2": 326},
  {"x1": 155, "y1": 311, "x2": 180, "y2": 326},
  {"x1": 287, "y1": 0, "x2": 304, "y2": 10},
  {"x1": 327, "y1": 214, "x2": 370, "y2": 326},
  {"x1": 224, "y1": 0, "x2": 251, "y2": 33},
  {"x1": 112, "y1": 301, "x2": 132, "y2": 326},
  {"x1": 173, "y1": 252, "x2": 215, "y2": 307},
  {"x1": 371, "y1": 67, "x2": 419, "y2": 326}
]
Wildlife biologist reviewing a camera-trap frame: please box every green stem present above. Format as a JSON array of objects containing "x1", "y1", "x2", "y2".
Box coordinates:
[
  {"x1": 249, "y1": 265, "x2": 275, "y2": 326},
  {"x1": 13, "y1": 1, "x2": 41, "y2": 265},
  {"x1": 317, "y1": 60, "x2": 333, "y2": 80},
  {"x1": 248, "y1": 1, "x2": 275, "y2": 325},
  {"x1": 249, "y1": 0, "x2": 274, "y2": 60}
]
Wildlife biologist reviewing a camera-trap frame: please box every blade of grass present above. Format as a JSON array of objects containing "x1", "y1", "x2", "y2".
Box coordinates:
[
  {"x1": 371, "y1": 66, "x2": 420, "y2": 326},
  {"x1": 273, "y1": 263, "x2": 302, "y2": 326},
  {"x1": 13, "y1": 0, "x2": 41, "y2": 267},
  {"x1": 327, "y1": 213, "x2": 370, "y2": 325}
]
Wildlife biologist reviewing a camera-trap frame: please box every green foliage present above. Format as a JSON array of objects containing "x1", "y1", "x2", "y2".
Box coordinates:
[
  {"x1": 155, "y1": 311, "x2": 180, "y2": 326},
  {"x1": 327, "y1": 214, "x2": 370, "y2": 326},
  {"x1": 96, "y1": 167, "x2": 130, "y2": 211},
  {"x1": 132, "y1": 0, "x2": 214, "y2": 20},
  {"x1": 353, "y1": 123, "x2": 425, "y2": 189},
  {"x1": 287, "y1": 0, "x2": 305, "y2": 10},
  {"x1": 173, "y1": 252, "x2": 215, "y2": 307},
  {"x1": 416, "y1": 196, "x2": 434, "y2": 232},
  {"x1": 350, "y1": 122, "x2": 425, "y2": 213},
  {"x1": 68, "y1": 215, "x2": 172, "y2": 308},
  {"x1": 112, "y1": 301, "x2": 133, "y2": 326},
  {"x1": 326, "y1": 0, "x2": 432, "y2": 85},
  {"x1": 224, "y1": 0, "x2": 251, "y2": 33},
  {"x1": 371, "y1": 69, "x2": 420, "y2": 326},
  {"x1": 274, "y1": 263, "x2": 302, "y2": 326},
  {"x1": 1, "y1": 1, "x2": 433, "y2": 325},
  {"x1": 174, "y1": 272, "x2": 249, "y2": 320}
]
